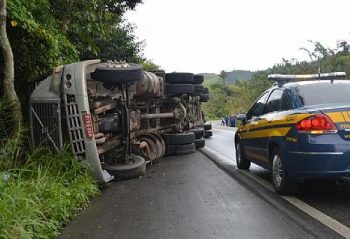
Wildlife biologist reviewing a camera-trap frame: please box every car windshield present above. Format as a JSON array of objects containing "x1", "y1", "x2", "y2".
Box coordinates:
[{"x1": 292, "y1": 81, "x2": 350, "y2": 106}]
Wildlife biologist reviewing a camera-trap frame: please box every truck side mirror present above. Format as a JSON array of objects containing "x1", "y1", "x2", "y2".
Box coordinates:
[{"x1": 236, "y1": 114, "x2": 247, "y2": 127}]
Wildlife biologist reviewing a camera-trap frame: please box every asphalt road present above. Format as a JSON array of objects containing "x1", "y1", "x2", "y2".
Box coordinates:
[
  {"x1": 58, "y1": 147, "x2": 337, "y2": 238},
  {"x1": 205, "y1": 122, "x2": 350, "y2": 235}
]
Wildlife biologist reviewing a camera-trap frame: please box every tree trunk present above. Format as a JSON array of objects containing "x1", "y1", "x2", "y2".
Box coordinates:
[{"x1": 0, "y1": 0, "x2": 22, "y2": 131}]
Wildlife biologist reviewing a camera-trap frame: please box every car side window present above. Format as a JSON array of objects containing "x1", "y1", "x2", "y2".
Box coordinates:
[
  {"x1": 265, "y1": 89, "x2": 283, "y2": 113},
  {"x1": 281, "y1": 89, "x2": 295, "y2": 111},
  {"x1": 247, "y1": 92, "x2": 269, "y2": 120}
]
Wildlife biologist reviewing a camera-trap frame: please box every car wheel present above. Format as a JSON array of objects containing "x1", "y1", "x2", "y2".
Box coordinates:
[
  {"x1": 236, "y1": 142, "x2": 251, "y2": 169},
  {"x1": 271, "y1": 147, "x2": 298, "y2": 195},
  {"x1": 91, "y1": 63, "x2": 143, "y2": 84},
  {"x1": 166, "y1": 84, "x2": 194, "y2": 95},
  {"x1": 165, "y1": 73, "x2": 194, "y2": 84},
  {"x1": 103, "y1": 154, "x2": 146, "y2": 180}
]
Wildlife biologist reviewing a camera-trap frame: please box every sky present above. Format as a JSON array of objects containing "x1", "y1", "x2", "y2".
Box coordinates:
[{"x1": 126, "y1": 0, "x2": 350, "y2": 74}]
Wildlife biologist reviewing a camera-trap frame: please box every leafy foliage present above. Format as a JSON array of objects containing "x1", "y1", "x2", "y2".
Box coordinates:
[
  {"x1": 203, "y1": 41, "x2": 350, "y2": 119},
  {"x1": 0, "y1": 134, "x2": 98, "y2": 239}
]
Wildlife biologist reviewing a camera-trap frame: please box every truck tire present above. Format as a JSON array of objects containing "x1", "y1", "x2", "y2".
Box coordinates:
[
  {"x1": 194, "y1": 84, "x2": 203, "y2": 94},
  {"x1": 194, "y1": 74, "x2": 204, "y2": 84},
  {"x1": 166, "y1": 84, "x2": 194, "y2": 95},
  {"x1": 162, "y1": 132, "x2": 195, "y2": 145},
  {"x1": 165, "y1": 73, "x2": 194, "y2": 84},
  {"x1": 200, "y1": 93, "x2": 209, "y2": 102},
  {"x1": 149, "y1": 132, "x2": 166, "y2": 158},
  {"x1": 204, "y1": 123, "x2": 212, "y2": 130},
  {"x1": 141, "y1": 134, "x2": 164, "y2": 159},
  {"x1": 204, "y1": 130, "x2": 213, "y2": 138},
  {"x1": 103, "y1": 154, "x2": 146, "y2": 179},
  {"x1": 195, "y1": 138, "x2": 205, "y2": 149},
  {"x1": 91, "y1": 63, "x2": 143, "y2": 84},
  {"x1": 166, "y1": 143, "x2": 196, "y2": 155},
  {"x1": 189, "y1": 128, "x2": 205, "y2": 139}
]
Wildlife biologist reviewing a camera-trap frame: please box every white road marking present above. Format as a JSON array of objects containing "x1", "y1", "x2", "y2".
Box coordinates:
[{"x1": 200, "y1": 147, "x2": 350, "y2": 239}]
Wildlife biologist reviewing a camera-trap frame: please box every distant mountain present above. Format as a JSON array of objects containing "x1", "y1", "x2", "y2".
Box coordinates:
[
  {"x1": 200, "y1": 70, "x2": 254, "y2": 85},
  {"x1": 225, "y1": 70, "x2": 254, "y2": 84}
]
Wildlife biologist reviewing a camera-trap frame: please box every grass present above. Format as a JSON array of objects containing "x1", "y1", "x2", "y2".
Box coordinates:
[{"x1": 0, "y1": 131, "x2": 99, "y2": 239}]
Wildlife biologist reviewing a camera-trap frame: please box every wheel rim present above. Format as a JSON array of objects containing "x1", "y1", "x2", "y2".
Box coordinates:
[
  {"x1": 272, "y1": 154, "x2": 283, "y2": 188},
  {"x1": 236, "y1": 144, "x2": 241, "y2": 165}
]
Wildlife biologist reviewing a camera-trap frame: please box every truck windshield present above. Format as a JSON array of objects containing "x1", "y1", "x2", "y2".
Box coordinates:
[{"x1": 293, "y1": 81, "x2": 350, "y2": 106}]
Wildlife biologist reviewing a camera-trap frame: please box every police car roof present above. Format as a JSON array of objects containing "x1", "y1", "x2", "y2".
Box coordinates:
[{"x1": 268, "y1": 72, "x2": 346, "y2": 83}]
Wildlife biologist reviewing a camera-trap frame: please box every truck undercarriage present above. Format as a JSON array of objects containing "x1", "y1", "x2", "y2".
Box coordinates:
[{"x1": 29, "y1": 60, "x2": 211, "y2": 183}]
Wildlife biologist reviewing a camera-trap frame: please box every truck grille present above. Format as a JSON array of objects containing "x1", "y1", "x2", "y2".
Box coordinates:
[
  {"x1": 31, "y1": 102, "x2": 62, "y2": 150},
  {"x1": 65, "y1": 95, "x2": 86, "y2": 156}
]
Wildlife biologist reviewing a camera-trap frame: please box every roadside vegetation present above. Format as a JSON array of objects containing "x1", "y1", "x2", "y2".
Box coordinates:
[
  {"x1": 203, "y1": 40, "x2": 350, "y2": 119},
  {"x1": 0, "y1": 0, "x2": 148, "y2": 238}
]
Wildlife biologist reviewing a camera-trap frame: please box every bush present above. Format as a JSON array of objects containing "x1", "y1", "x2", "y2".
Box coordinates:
[{"x1": 0, "y1": 134, "x2": 99, "y2": 239}]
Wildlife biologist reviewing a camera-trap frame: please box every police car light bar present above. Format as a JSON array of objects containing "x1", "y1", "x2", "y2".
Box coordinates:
[{"x1": 268, "y1": 72, "x2": 346, "y2": 82}]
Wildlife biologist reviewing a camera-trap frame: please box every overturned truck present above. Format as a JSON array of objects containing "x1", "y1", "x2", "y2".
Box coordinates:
[{"x1": 29, "y1": 60, "x2": 212, "y2": 183}]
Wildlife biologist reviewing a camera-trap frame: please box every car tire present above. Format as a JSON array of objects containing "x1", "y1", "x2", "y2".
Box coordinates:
[
  {"x1": 166, "y1": 143, "x2": 196, "y2": 155},
  {"x1": 103, "y1": 154, "x2": 146, "y2": 179},
  {"x1": 195, "y1": 138, "x2": 205, "y2": 149},
  {"x1": 165, "y1": 73, "x2": 194, "y2": 84},
  {"x1": 189, "y1": 128, "x2": 205, "y2": 139},
  {"x1": 194, "y1": 74, "x2": 204, "y2": 84},
  {"x1": 235, "y1": 142, "x2": 251, "y2": 169},
  {"x1": 162, "y1": 132, "x2": 195, "y2": 145},
  {"x1": 166, "y1": 84, "x2": 194, "y2": 95},
  {"x1": 91, "y1": 63, "x2": 143, "y2": 84},
  {"x1": 271, "y1": 147, "x2": 298, "y2": 195},
  {"x1": 204, "y1": 130, "x2": 213, "y2": 138}
]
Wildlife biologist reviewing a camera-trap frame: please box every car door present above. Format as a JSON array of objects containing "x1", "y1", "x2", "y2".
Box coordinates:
[{"x1": 243, "y1": 91, "x2": 270, "y2": 163}]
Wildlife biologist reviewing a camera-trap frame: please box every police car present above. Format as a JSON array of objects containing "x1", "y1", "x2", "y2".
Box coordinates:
[{"x1": 234, "y1": 72, "x2": 350, "y2": 195}]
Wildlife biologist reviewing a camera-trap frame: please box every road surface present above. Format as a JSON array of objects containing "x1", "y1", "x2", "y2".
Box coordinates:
[{"x1": 58, "y1": 124, "x2": 345, "y2": 239}]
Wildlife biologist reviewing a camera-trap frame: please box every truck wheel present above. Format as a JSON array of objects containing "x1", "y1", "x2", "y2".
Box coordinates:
[
  {"x1": 91, "y1": 63, "x2": 143, "y2": 84},
  {"x1": 195, "y1": 138, "x2": 205, "y2": 149},
  {"x1": 200, "y1": 93, "x2": 209, "y2": 102},
  {"x1": 166, "y1": 143, "x2": 196, "y2": 155},
  {"x1": 141, "y1": 134, "x2": 164, "y2": 159},
  {"x1": 149, "y1": 132, "x2": 166, "y2": 158},
  {"x1": 271, "y1": 147, "x2": 298, "y2": 195},
  {"x1": 204, "y1": 130, "x2": 213, "y2": 138},
  {"x1": 162, "y1": 132, "x2": 195, "y2": 145},
  {"x1": 139, "y1": 136, "x2": 158, "y2": 161},
  {"x1": 189, "y1": 128, "x2": 205, "y2": 139},
  {"x1": 204, "y1": 123, "x2": 212, "y2": 130},
  {"x1": 165, "y1": 73, "x2": 194, "y2": 84},
  {"x1": 194, "y1": 84, "x2": 203, "y2": 94},
  {"x1": 103, "y1": 154, "x2": 146, "y2": 180},
  {"x1": 194, "y1": 74, "x2": 204, "y2": 84},
  {"x1": 166, "y1": 84, "x2": 194, "y2": 95},
  {"x1": 236, "y1": 142, "x2": 251, "y2": 169}
]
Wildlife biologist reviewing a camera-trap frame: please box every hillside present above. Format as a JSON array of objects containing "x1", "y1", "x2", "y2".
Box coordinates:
[{"x1": 201, "y1": 70, "x2": 254, "y2": 85}]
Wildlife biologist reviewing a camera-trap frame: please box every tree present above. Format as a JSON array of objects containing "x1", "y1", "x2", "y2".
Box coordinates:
[
  {"x1": 0, "y1": 0, "x2": 22, "y2": 131},
  {"x1": 219, "y1": 70, "x2": 228, "y2": 85}
]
